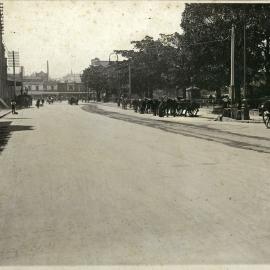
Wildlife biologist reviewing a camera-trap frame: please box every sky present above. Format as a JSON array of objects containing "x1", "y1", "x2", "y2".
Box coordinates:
[{"x1": 3, "y1": 1, "x2": 184, "y2": 78}]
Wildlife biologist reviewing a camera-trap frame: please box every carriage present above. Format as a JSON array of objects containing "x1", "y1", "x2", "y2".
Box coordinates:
[
  {"x1": 15, "y1": 94, "x2": 32, "y2": 108},
  {"x1": 176, "y1": 100, "x2": 200, "y2": 117},
  {"x1": 68, "y1": 97, "x2": 78, "y2": 105},
  {"x1": 158, "y1": 98, "x2": 200, "y2": 117}
]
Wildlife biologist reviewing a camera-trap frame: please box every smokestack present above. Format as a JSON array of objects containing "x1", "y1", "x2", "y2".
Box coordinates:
[{"x1": 47, "y1": 60, "x2": 49, "y2": 81}]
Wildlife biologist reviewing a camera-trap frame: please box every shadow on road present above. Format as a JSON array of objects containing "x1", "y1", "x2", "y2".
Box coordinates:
[
  {"x1": 6, "y1": 118, "x2": 32, "y2": 120},
  {"x1": 82, "y1": 104, "x2": 270, "y2": 154},
  {"x1": 0, "y1": 121, "x2": 34, "y2": 154}
]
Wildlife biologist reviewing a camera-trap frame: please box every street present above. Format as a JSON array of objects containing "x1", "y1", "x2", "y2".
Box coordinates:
[{"x1": 0, "y1": 102, "x2": 270, "y2": 264}]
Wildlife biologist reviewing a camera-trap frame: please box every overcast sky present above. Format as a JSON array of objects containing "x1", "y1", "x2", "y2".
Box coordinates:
[{"x1": 3, "y1": 1, "x2": 184, "y2": 78}]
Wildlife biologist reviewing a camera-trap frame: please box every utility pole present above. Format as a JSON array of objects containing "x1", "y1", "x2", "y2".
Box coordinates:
[
  {"x1": 243, "y1": 20, "x2": 246, "y2": 99},
  {"x1": 118, "y1": 64, "x2": 120, "y2": 100},
  {"x1": 12, "y1": 51, "x2": 16, "y2": 98},
  {"x1": 241, "y1": 10, "x2": 250, "y2": 120},
  {"x1": 8, "y1": 50, "x2": 19, "y2": 98},
  {"x1": 20, "y1": 66, "x2": 24, "y2": 95},
  {"x1": 230, "y1": 25, "x2": 235, "y2": 106},
  {"x1": 128, "y1": 61, "x2": 131, "y2": 97},
  {"x1": 47, "y1": 60, "x2": 49, "y2": 81}
]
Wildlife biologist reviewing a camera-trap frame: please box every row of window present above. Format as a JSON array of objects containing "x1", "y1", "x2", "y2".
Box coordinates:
[
  {"x1": 24, "y1": 84, "x2": 83, "y2": 91},
  {"x1": 25, "y1": 85, "x2": 57, "y2": 91}
]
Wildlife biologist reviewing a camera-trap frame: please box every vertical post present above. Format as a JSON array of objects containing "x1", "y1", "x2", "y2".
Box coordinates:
[
  {"x1": 128, "y1": 61, "x2": 131, "y2": 97},
  {"x1": 230, "y1": 25, "x2": 235, "y2": 105},
  {"x1": 47, "y1": 60, "x2": 49, "y2": 81},
  {"x1": 73, "y1": 73, "x2": 75, "y2": 93},
  {"x1": 12, "y1": 51, "x2": 16, "y2": 98},
  {"x1": 241, "y1": 12, "x2": 249, "y2": 120},
  {"x1": 243, "y1": 21, "x2": 246, "y2": 99},
  {"x1": 118, "y1": 65, "x2": 120, "y2": 99},
  {"x1": 20, "y1": 66, "x2": 24, "y2": 95}
]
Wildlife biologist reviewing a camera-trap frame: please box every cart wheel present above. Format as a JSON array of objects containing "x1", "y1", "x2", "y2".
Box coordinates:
[
  {"x1": 266, "y1": 116, "x2": 270, "y2": 128},
  {"x1": 188, "y1": 109, "x2": 195, "y2": 117}
]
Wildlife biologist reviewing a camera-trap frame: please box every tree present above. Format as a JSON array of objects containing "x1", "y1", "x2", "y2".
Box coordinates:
[
  {"x1": 115, "y1": 34, "x2": 191, "y2": 97},
  {"x1": 81, "y1": 65, "x2": 108, "y2": 101},
  {"x1": 180, "y1": 4, "x2": 270, "y2": 99}
]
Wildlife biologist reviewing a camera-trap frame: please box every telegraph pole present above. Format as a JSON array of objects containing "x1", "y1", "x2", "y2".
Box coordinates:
[
  {"x1": 230, "y1": 25, "x2": 235, "y2": 106},
  {"x1": 20, "y1": 66, "x2": 24, "y2": 95},
  {"x1": 241, "y1": 10, "x2": 250, "y2": 120},
  {"x1": 128, "y1": 61, "x2": 131, "y2": 97},
  {"x1": 8, "y1": 50, "x2": 19, "y2": 98},
  {"x1": 12, "y1": 51, "x2": 16, "y2": 98},
  {"x1": 47, "y1": 60, "x2": 49, "y2": 81},
  {"x1": 243, "y1": 20, "x2": 246, "y2": 99}
]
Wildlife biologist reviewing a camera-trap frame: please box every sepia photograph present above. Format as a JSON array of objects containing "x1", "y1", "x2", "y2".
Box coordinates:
[{"x1": 0, "y1": 0, "x2": 270, "y2": 268}]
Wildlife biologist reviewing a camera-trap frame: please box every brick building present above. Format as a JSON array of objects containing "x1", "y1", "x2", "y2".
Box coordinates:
[{"x1": 0, "y1": 3, "x2": 10, "y2": 107}]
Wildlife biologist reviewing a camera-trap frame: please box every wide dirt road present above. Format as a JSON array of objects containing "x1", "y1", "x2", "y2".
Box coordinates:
[{"x1": 0, "y1": 102, "x2": 269, "y2": 265}]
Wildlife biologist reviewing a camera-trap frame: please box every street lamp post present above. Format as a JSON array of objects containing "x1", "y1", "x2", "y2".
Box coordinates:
[
  {"x1": 128, "y1": 60, "x2": 131, "y2": 98},
  {"x1": 109, "y1": 52, "x2": 120, "y2": 105}
]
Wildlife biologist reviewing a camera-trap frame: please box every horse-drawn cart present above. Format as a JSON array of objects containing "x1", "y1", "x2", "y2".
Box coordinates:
[{"x1": 68, "y1": 97, "x2": 78, "y2": 105}]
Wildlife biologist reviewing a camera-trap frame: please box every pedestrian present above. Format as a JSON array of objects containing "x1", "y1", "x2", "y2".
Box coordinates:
[
  {"x1": 36, "y1": 99, "x2": 40, "y2": 109},
  {"x1": 11, "y1": 99, "x2": 16, "y2": 114}
]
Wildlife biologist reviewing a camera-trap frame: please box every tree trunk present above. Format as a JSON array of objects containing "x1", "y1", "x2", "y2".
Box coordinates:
[{"x1": 183, "y1": 87, "x2": 186, "y2": 99}]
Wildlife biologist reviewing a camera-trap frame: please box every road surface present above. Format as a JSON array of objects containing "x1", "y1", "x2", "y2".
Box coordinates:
[{"x1": 0, "y1": 102, "x2": 269, "y2": 265}]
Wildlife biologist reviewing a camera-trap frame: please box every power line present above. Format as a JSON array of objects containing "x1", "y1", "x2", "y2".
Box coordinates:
[{"x1": 180, "y1": 36, "x2": 230, "y2": 47}]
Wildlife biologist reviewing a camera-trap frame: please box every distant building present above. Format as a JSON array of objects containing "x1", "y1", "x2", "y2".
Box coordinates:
[
  {"x1": 32, "y1": 71, "x2": 47, "y2": 81},
  {"x1": 57, "y1": 82, "x2": 84, "y2": 92},
  {"x1": 23, "y1": 71, "x2": 58, "y2": 93},
  {"x1": 55, "y1": 71, "x2": 84, "y2": 95},
  {"x1": 91, "y1": 58, "x2": 110, "y2": 68},
  {"x1": 61, "y1": 71, "x2": 81, "y2": 83},
  {"x1": 24, "y1": 68, "x2": 86, "y2": 98}
]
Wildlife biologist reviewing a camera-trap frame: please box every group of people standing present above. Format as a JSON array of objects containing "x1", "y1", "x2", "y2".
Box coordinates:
[
  {"x1": 35, "y1": 98, "x2": 45, "y2": 109},
  {"x1": 35, "y1": 96, "x2": 57, "y2": 108}
]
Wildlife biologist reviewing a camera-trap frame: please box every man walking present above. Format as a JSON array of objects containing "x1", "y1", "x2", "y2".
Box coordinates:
[{"x1": 11, "y1": 99, "x2": 16, "y2": 114}]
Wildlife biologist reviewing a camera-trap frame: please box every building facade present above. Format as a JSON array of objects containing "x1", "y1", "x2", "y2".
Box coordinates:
[
  {"x1": 23, "y1": 71, "x2": 58, "y2": 94},
  {"x1": 57, "y1": 82, "x2": 84, "y2": 92},
  {"x1": 0, "y1": 3, "x2": 10, "y2": 105},
  {"x1": 91, "y1": 58, "x2": 110, "y2": 68}
]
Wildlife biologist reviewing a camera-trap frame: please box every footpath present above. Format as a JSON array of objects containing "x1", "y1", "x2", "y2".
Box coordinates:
[
  {"x1": 0, "y1": 109, "x2": 11, "y2": 119},
  {"x1": 82, "y1": 101, "x2": 270, "y2": 142},
  {"x1": 89, "y1": 102, "x2": 263, "y2": 124}
]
